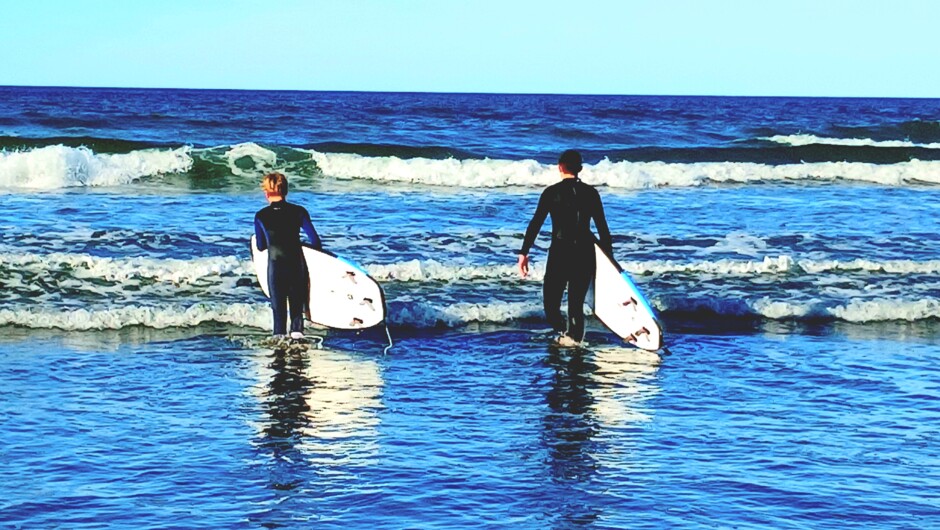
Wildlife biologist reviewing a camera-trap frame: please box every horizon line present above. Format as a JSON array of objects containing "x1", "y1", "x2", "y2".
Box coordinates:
[{"x1": 1, "y1": 84, "x2": 937, "y2": 101}]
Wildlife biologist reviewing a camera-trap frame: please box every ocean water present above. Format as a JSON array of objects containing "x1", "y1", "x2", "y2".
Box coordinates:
[{"x1": 1, "y1": 86, "x2": 940, "y2": 528}]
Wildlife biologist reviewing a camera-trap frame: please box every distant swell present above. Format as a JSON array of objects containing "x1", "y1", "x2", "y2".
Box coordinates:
[
  {"x1": 831, "y1": 120, "x2": 940, "y2": 144},
  {"x1": 0, "y1": 135, "x2": 178, "y2": 153},
  {"x1": 305, "y1": 141, "x2": 482, "y2": 160},
  {"x1": 606, "y1": 144, "x2": 940, "y2": 164}
]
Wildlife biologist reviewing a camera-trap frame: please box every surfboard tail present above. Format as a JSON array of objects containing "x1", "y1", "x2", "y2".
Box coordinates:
[{"x1": 592, "y1": 243, "x2": 664, "y2": 351}]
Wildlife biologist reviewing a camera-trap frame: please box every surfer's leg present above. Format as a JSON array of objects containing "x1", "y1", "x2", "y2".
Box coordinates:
[
  {"x1": 543, "y1": 253, "x2": 566, "y2": 333},
  {"x1": 565, "y1": 251, "x2": 595, "y2": 342},
  {"x1": 287, "y1": 265, "x2": 306, "y2": 334},
  {"x1": 267, "y1": 262, "x2": 288, "y2": 336}
]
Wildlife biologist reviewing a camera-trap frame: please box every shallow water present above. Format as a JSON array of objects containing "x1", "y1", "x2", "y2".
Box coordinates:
[{"x1": 1, "y1": 328, "x2": 938, "y2": 529}]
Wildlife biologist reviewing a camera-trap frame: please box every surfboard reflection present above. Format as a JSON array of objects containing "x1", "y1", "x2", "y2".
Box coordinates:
[
  {"x1": 248, "y1": 345, "x2": 384, "y2": 472},
  {"x1": 588, "y1": 346, "x2": 662, "y2": 425}
]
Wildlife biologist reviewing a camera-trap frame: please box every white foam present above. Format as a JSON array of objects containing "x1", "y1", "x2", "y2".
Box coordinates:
[
  {"x1": 308, "y1": 150, "x2": 554, "y2": 187},
  {"x1": 364, "y1": 256, "x2": 940, "y2": 280},
  {"x1": 630, "y1": 256, "x2": 796, "y2": 275},
  {"x1": 2, "y1": 293, "x2": 937, "y2": 329},
  {"x1": 0, "y1": 252, "x2": 249, "y2": 284},
  {"x1": 224, "y1": 142, "x2": 278, "y2": 177},
  {"x1": 0, "y1": 145, "x2": 193, "y2": 189},
  {"x1": 389, "y1": 300, "x2": 542, "y2": 328},
  {"x1": 0, "y1": 299, "x2": 543, "y2": 330},
  {"x1": 830, "y1": 298, "x2": 940, "y2": 323},
  {"x1": 704, "y1": 232, "x2": 770, "y2": 258},
  {"x1": 8, "y1": 252, "x2": 938, "y2": 292},
  {"x1": 0, "y1": 303, "x2": 269, "y2": 330},
  {"x1": 764, "y1": 134, "x2": 940, "y2": 149},
  {"x1": 664, "y1": 294, "x2": 940, "y2": 323},
  {"x1": 628, "y1": 256, "x2": 940, "y2": 276},
  {"x1": 365, "y1": 260, "x2": 524, "y2": 282},
  {"x1": 306, "y1": 150, "x2": 940, "y2": 188},
  {"x1": 752, "y1": 297, "x2": 823, "y2": 320},
  {"x1": 797, "y1": 258, "x2": 940, "y2": 275}
]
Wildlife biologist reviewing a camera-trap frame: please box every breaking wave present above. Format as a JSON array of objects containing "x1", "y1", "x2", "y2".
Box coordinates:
[
  {"x1": 5, "y1": 141, "x2": 940, "y2": 191},
  {"x1": 308, "y1": 150, "x2": 940, "y2": 188},
  {"x1": 2, "y1": 296, "x2": 939, "y2": 331},
  {"x1": 4, "y1": 251, "x2": 940, "y2": 330},
  {"x1": 0, "y1": 145, "x2": 192, "y2": 189},
  {"x1": 7, "y1": 252, "x2": 940, "y2": 286}
]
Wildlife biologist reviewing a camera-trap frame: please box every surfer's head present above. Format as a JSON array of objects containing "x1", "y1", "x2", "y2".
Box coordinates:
[
  {"x1": 558, "y1": 150, "x2": 582, "y2": 176},
  {"x1": 261, "y1": 172, "x2": 288, "y2": 199}
]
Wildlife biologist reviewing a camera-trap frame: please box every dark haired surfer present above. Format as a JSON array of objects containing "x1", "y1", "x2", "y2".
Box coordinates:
[
  {"x1": 518, "y1": 150, "x2": 612, "y2": 347},
  {"x1": 254, "y1": 172, "x2": 321, "y2": 339}
]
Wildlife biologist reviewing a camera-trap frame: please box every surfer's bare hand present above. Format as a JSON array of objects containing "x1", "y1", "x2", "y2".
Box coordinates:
[{"x1": 517, "y1": 254, "x2": 529, "y2": 278}]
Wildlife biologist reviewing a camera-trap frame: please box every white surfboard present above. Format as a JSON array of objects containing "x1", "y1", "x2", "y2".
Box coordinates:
[
  {"x1": 591, "y1": 243, "x2": 664, "y2": 351},
  {"x1": 250, "y1": 235, "x2": 386, "y2": 330}
]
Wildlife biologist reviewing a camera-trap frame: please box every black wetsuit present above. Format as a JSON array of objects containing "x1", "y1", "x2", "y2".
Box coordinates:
[
  {"x1": 520, "y1": 178, "x2": 612, "y2": 341},
  {"x1": 254, "y1": 200, "x2": 321, "y2": 336}
]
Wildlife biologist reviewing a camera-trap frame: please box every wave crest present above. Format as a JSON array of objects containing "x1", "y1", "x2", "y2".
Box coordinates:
[
  {"x1": 3, "y1": 295, "x2": 938, "y2": 331},
  {"x1": 763, "y1": 134, "x2": 940, "y2": 149},
  {"x1": 0, "y1": 303, "x2": 269, "y2": 330},
  {"x1": 0, "y1": 145, "x2": 192, "y2": 189},
  {"x1": 6, "y1": 252, "x2": 940, "y2": 288},
  {"x1": 5, "y1": 142, "x2": 940, "y2": 191},
  {"x1": 308, "y1": 150, "x2": 940, "y2": 188}
]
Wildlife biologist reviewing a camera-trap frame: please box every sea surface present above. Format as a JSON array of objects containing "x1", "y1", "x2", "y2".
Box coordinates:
[{"x1": 1, "y1": 86, "x2": 939, "y2": 528}]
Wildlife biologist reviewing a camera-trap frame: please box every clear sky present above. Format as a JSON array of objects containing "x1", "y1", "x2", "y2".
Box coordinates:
[{"x1": 2, "y1": 0, "x2": 938, "y2": 97}]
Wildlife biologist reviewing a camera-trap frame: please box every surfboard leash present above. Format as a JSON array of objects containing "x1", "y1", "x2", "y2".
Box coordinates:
[{"x1": 383, "y1": 324, "x2": 394, "y2": 355}]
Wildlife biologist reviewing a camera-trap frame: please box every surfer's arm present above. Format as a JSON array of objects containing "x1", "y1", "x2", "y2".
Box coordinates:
[
  {"x1": 593, "y1": 191, "x2": 613, "y2": 256},
  {"x1": 520, "y1": 191, "x2": 549, "y2": 256},
  {"x1": 254, "y1": 215, "x2": 268, "y2": 251},
  {"x1": 300, "y1": 210, "x2": 322, "y2": 250}
]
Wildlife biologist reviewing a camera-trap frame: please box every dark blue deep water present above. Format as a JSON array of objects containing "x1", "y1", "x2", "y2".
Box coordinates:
[{"x1": 1, "y1": 87, "x2": 939, "y2": 528}]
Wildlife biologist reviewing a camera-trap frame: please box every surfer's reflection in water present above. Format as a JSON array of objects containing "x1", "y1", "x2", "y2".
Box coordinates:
[
  {"x1": 541, "y1": 347, "x2": 603, "y2": 526},
  {"x1": 251, "y1": 345, "x2": 384, "y2": 492},
  {"x1": 540, "y1": 345, "x2": 662, "y2": 527},
  {"x1": 259, "y1": 348, "x2": 313, "y2": 480}
]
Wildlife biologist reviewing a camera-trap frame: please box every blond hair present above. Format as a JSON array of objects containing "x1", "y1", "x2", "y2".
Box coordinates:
[{"x1": 261, "y1": 172, "x2": 288, "y2": 196}]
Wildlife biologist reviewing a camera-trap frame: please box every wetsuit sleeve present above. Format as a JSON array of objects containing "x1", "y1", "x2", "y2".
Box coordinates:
[
  {"x1": 520, "y1": 189, "x2": 549, "y2": 255},
  {"x1": 592, "y1": 190, "x2": 613, "y2": 257},
  {"x1": 254, "y1": 213, "x2": 268, "y2": 251},
  {"x1": 300, "y1": 208, "x2": 322, "y2": 250}
]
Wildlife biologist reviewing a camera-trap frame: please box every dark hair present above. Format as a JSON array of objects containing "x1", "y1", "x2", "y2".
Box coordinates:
[{"x1": 558, "y1": 149, "x2": 583, "y2": 175}]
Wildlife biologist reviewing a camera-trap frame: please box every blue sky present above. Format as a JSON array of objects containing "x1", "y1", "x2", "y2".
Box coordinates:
[{"x1": 2, "y1": 0, "x2": 938, "y2": 97}]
